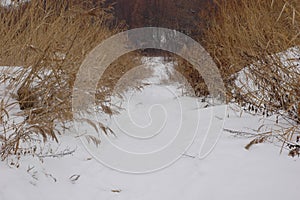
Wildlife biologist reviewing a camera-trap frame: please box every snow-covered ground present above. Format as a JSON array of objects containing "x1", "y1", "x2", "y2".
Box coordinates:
[{"x1": 1, "y1": 57, "x2": 300, "y2": 200}]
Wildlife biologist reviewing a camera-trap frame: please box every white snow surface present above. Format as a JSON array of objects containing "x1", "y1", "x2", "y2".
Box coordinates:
[{"x1": 1, "y1": 57, "x2": 300, "y2": 200}]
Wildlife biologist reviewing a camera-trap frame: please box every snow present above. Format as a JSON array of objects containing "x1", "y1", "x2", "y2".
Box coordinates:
[
  {"x1": 0, "y1": 0, "x2": 29, "y2": 7},
  {"x1": 1, "y1": 57, "x2": 300, "y2": 200},
  {"x1": 0, "y1": 0, "x2": 11, "y2": 6},
  {"x1": 235, "y1": 46, "x2": 300, "y2": 97}
]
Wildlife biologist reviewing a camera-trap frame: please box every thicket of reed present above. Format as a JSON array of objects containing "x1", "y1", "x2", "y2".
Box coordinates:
[
  {"x1": 201, "y1": 0, "x2": 300, "y2": 154},
  {"x1": 0, "y1": 0, "x2": 137, "y2": 161},
  {"x1": 1, "y1": 0, "x2": 300, "y2": 161}
]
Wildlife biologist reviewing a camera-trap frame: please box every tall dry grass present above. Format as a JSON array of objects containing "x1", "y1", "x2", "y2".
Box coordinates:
[
  {"x1": 201, "y1": 0, "x2": 300, "y2": 154},
  {"x1": 0, "y1": 0, "x2": 137, "y2": 161}
]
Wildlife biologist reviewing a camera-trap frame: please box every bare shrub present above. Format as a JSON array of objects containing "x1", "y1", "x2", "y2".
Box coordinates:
[{"x1": 172, "y1": 55, "x2": 209, "y2": 97}]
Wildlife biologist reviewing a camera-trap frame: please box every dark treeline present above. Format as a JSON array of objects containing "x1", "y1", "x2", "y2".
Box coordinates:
[
  {"x1": 110, "y1": 0, "x2": 215, "y2": 38},
  {"x1": 10, "y1": 0, "x2": 215, "y2": 39}
]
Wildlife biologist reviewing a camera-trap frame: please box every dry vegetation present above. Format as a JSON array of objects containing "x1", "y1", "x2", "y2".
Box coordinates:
[
  {"x1": 0, "y1": 0, "x2": 140, "y2": 161},
  {"x1": 200, "y1": 0, "x2": 300, "y2": 154},
  {"x1": 1, "y1": 0, "x2": 300, "y2": 161}
]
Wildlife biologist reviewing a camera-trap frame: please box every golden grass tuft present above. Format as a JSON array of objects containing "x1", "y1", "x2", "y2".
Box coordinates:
[
  {"x1": 201, "y1": 0, "x2": 300, "y2": 154},
  {"x1": 0, "y1": 0, "x2": 138, "y2": 161}
]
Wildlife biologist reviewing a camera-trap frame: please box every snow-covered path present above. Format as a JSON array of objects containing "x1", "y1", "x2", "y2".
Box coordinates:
[{"x1": 1, "y1": 58, "x2": 300, "y2": 200}]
